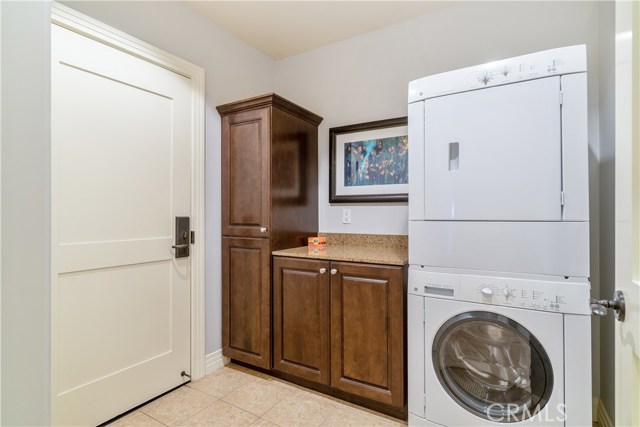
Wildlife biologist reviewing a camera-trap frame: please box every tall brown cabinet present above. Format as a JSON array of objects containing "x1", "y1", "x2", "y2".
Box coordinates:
[{"x1": 217, "y1": 94, "x2": 322, "y2": 370}]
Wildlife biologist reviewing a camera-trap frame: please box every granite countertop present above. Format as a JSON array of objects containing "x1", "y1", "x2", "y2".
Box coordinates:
[{"x1": 272, "y1": 233, "x2": 408, "y2": 266}]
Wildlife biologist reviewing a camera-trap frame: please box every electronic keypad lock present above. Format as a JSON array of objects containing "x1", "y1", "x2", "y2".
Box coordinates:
[{"x1": 171, "y1": 216, "x2": 191, "y2": 259}]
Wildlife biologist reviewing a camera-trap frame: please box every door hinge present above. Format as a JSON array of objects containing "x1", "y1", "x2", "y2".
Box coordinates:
[
  {"x1": 560, "y1": 191, "x2": 566, "y2": 206},
  {"x1": 559, "y1": 91, "x2": 564, "y2": 105},
  {"x1": 191, "y1": 231, "x2": 195, "y2": 244}
]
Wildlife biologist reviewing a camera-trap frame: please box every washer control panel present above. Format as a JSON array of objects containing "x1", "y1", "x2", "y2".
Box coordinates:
[{"x1": 408, "y1": 267, "x2": 591, "y2": 315}]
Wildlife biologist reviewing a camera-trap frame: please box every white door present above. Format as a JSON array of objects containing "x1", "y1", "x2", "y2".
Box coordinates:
[
  {"x1": 424, "y1": 77, "x2": 562, "y2": 221},
  {"x1": 51, "y1": 24, "x2": 192, "y2": 426},
  {"x1": 615, "y1": 1, "x2": 640, "y2": 425}
]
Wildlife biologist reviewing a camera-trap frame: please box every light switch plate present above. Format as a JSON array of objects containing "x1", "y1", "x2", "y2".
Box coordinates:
[{"x1": 342, "y1": 208, "x2": 352, "y2": 224}]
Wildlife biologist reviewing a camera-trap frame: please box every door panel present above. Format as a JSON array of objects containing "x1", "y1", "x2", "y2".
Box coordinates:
[
  {"x1": 273, "y1": 257, "x2": 330, "y2": 384},
  {"x1": 51, "y1": 24, "x2": 191, "y2": 426},
  {"x1": 56, "y1": 62, "x2": 173, "y2": 245},
  {"x1": 222, "y1": 237, "x2": 271, "y2": 368},
  {"x1": 330, "y1": 262, "x2": 404, "y2": 407},
  {"x1": 56, "y1": 263, "x2": 173, "y2": 393},
  {"x1": 615, "y1": 2, "x2": 640, "y2": 424},
  {"x1": 424, "y1": 77, "x2": 562, "y2": 221},
  {"x1": 222, "y1": 108, "x2": 270, "y2": 238}
]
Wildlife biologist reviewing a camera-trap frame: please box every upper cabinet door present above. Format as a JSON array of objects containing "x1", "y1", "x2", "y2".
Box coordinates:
[
  {"x1": 424, "y1": 77, "x2": 562, "y2": 221},
  {"x1": 222, "y1": 107, "x2": 271, "y2": 237}
]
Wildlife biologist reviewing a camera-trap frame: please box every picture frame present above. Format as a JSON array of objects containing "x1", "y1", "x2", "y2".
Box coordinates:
[{"x1": 329, "y1": 117, "x2": 408, "y2": 203}]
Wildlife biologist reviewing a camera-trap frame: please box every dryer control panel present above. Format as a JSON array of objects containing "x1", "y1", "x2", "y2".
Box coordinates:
[
  {"x1": 408, "y1": 266, "x2": 591, "y2": 315},
  {"x1": 408, "y1": 44, "x2": 587, "y2": 102}
]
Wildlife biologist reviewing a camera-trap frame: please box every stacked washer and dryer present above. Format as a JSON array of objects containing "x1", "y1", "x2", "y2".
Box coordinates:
[{"x1": 407, "y1": 45, "x2": 592, "y2": 427}]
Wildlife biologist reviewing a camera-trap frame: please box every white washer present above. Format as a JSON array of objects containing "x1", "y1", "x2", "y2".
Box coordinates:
[{"x1": 407, "y1": 267, "x2": 592, "y2": 427}]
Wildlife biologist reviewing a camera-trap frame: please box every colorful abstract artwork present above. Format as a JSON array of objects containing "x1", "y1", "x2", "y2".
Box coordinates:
[
  {"x1": 343, "y1": 136, "x2": 408, "y2": 187},
  {"x1": 329, "y1": 117, "x2": 408, "y2": 203}
]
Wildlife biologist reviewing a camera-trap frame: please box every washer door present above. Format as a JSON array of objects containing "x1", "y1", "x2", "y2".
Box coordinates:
[{"x1": 432, "y1": 311, "x2": 554, "y2": 423}]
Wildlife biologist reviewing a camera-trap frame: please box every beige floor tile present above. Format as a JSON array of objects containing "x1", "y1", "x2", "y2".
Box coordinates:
[
  {"x1": 140, "y1": 386, "x2": 216, "y2": 426},
  {"x1": 108, "y1": 411, "x2": 166, "y2": 427},
  {"x1": 188, "y1": 367, "x2": 261, "y2": 398},
  {"x1": 250, "y1": 418, "x2": 281, "y2": 427},
  {"x1": 228, "y1": 363, "x2": 276, "y2": 381},
  {"x1": 320, "y1": 405, "x2": 404, "y2": 427},
  {"x1": 223, "y1": 378, "x2": 299, "y2": 416},
  {"x1": 177, "y1": 400, "x2": 257, "y2": 427},
  {"x1": 262, "y1": 390, "x2": 340, "y2": 427},
  {"x1": 326, "y1": 399, "x2": 406, "y2": 425}
]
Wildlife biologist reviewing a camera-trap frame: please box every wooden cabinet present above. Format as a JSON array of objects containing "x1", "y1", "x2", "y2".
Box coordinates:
[
  {"x1": 272, "y1": 256, "x2": 406, "y2": 414},
  {"x1": 218, "y1": 94, "x2": 322, "y2": 369},
  {"x1": 330, "y1": 262, "x2": 404, "y2": 408},
  {"x1": 222, "y1": 237, "x2": 271, "y2": 368},
  {"x1": 273, "y1": 257, "x2": 330, "y2": 385},
  {"x1": 221, "y1": 107, "x2": 270, "y2": 238}
]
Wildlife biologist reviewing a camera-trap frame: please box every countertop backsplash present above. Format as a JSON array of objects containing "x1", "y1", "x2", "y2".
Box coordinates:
[{"x1": 318, "y1": 232, "x2": 407, "y2": 249}]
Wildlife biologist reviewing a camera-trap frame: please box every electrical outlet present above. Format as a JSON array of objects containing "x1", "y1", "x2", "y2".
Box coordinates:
[{"x1": 342, "y1": 208, "x2": 352, "y2": 224}]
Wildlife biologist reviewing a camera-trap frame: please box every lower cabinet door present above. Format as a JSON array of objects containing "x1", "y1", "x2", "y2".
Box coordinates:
[
  {"x1": 330, "y1": 262, "x2": 404, "y2": 408},
  {"x1": 222, "y1": 237, "x2": 271, "y2": 369},
  {"x1": 273, "y1": 257, "x2": 331, "y2": 385}
]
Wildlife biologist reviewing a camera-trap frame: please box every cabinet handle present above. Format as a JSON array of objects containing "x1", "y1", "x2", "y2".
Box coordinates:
[
  {"x1": 319, "y1": 268, "x2": 327, "y2": 274},
  {"x1": 330, "y1": 268, "x2": 338, "y2": 275},
  {"x1": 260, "y1": 227, "x2": 267, "y2": 233}
]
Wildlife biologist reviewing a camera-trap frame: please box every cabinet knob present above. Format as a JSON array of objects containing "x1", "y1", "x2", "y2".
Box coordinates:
[
  {"x1": 330, "y1": 268, "x2": 338, "y2": 275},
  {"x1": 260, "y1": 227, "x2": 267, "y2": 233},
  {"x1": 319, "y1": 268, "x2": 327, "y2": 274}
]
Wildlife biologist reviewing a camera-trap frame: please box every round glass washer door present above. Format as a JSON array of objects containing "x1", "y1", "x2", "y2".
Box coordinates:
[{"x1": 432, "y1": 311, "x2": 554, "y2": 423}]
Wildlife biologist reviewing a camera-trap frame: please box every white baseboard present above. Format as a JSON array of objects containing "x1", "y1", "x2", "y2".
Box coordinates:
[
  {"x1": 595, "y1": 398, "x2": 613, "y2": 427},
  {"x1": 205, "y1": 349, "x2": 230, "y2": 375}
]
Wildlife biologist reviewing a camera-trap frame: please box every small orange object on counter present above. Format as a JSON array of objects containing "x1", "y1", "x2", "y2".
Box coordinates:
[{"x1": 307, "y1": 236, "x2": 326, "y2": 248}]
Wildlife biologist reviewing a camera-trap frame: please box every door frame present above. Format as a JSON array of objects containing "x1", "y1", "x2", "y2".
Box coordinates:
[{"x1": 50, "y1": 2, "x2": 206, "y2": 380}]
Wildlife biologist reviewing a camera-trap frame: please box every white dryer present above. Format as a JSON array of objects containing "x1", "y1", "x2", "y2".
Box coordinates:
[
  {"x1": 407, "y1": 45, "x2": 589, "y2": 278},
  {"x1": 407, "y1": 268, "x2": 592, "y2": 427}
]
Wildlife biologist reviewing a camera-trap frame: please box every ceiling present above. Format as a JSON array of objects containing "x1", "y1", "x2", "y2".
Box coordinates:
[{"x1": 185, "y1": 1, "x2": 451, "y2": 60}]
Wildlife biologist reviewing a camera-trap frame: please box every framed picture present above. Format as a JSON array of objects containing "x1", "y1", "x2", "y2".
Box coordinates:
[{"x1": 329, "y1": 117, "x2": 408, "y2": 203}]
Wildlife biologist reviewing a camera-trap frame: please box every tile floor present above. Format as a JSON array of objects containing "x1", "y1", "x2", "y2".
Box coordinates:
[{"x1": 108, "y1": 364, "x2": 406, "y2": 427}]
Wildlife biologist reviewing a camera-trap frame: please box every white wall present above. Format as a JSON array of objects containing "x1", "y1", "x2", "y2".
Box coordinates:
[
  {"x1": 274, "y1": 0, "x2": 605, "y2": 397},
  {"x1": 60, "y1": 1, "x2": 275, "y2": 355},
  {"x1": 1, "y1": 1, "x2": 52, "y2": 424}
]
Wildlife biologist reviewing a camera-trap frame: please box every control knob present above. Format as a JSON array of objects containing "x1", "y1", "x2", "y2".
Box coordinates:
[
  {"x1": 502, "y1": 288, "x2": 513, "y2": 299},
  {"x1": 481, "y1": 287, "x2": 493, "y2": 297}
]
